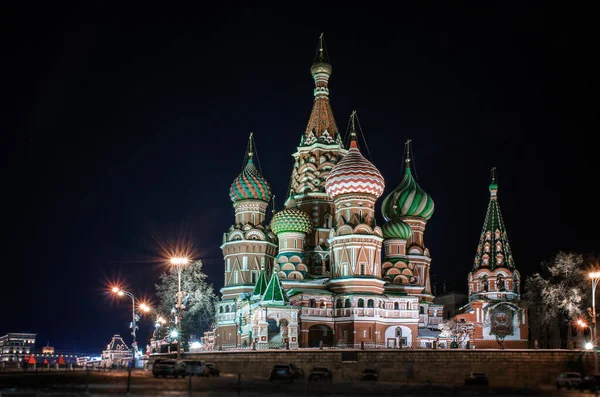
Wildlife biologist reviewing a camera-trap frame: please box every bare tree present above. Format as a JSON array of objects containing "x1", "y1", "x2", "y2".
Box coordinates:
[{"x1": 525, "y1": 251, "x2": 588, "y2": 348}]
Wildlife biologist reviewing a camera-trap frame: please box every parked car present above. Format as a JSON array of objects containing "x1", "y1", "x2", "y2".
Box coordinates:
[
  {"x1": 578, "y1": 375, "x2": 600, "y2": 392},
  {"x1": 152, "y1": 359, "x2": 187, "y2": 378},
  {"x1": 464, "y1": 372, "x2": 489, "y2": 386},
  {"x1": 269, "y1": 364, "x2": 294, "y2": 383},
  {"x1": 183, "y1": 360, "x2": 208, "y2": 376},
  {"x1": 555, "y1": 372, "x2": 582, "y2": 389},
  {"x1": 205, "y1": 363, "x2": 220, "y2": 377},
  {"x1": 308, "y1": 367, "x2": 333, "y2": 382},
  {"x1": 360, "y1": 368, "x2": 378, "y2": 381},
  {"x1": 288, "y1": 363, "x2": 304, "y2": 378}
]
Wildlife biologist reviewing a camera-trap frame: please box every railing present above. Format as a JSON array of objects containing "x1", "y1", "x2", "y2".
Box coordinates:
[
  {"x1": 217, "y1": 313, "x2": 236, "y2": 321},
  {"x1": 302, "y1": 307, "x2": 420, "y2": 319}
]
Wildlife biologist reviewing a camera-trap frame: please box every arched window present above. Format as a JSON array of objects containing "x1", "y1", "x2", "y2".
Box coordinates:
[
  {"x1": 225, "y1": 305, "x2": 230, "y2": 313},
  {"x1": 219, "y1": 306, "x2": 223, "y2": 313},
  {"x1": 394, "y1": 302, "x2": 399, "y2": 310},
  {"x1": 309, "y1": 299, "x2": 316, "y2": 308},
  {"x1": 344, "y1": 299, "x2": 351, "y2": 308},
  {"x1": 419, "y1": 306, "x2": 425, "y2": 315},
  {"x1": 396, "y1": 327, "x2": 402, "y2": 337},
  {"x1": 367, "y1": 299, "x2": 374, "y2": 308},
  {"x1": 336, "y1": 299, "x2": 343, "y2": 308},
  {"x1": 358, "y1": 299, "x2": 364, "y2": 308}
]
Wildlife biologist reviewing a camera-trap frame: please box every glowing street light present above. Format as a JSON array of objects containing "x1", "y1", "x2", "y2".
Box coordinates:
[
  {"x1": 111, "y1": 286, "x2": 139, "y2": 368},
  {"x1": 170, "y1": 257, "x2": 189, "y2": 359},
  {"x1": 577, "y1": 319, "x2": 597, "y2": 373},
  {"x1": 170, "y1": 330, "x2": 179, "y2": 338}
]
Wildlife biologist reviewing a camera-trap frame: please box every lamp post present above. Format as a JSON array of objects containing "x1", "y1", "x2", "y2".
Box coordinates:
[
  {"x1": 112, "y1": 287, "x2": 139, "y2": 368},
  {"x1": 170, "y1": 257, "x2": 189, "y2": 359},
  {"x1": 589, "y1": 272, "x2": 600, "y2": 348},
  {"x1": 139, "y1": 303, "x2": 167, "y2": 352},
  {"x1": 577, "y1": 319, "x2": 598, "y2": 373}
]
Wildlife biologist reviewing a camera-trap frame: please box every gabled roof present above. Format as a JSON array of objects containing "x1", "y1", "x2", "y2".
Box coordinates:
[
  {"x1": 251, "y1": 268, "x2": 268, "y2": 298},
  {"x1": 261, "y1": 272, "x2": 288, "y2": 305}
]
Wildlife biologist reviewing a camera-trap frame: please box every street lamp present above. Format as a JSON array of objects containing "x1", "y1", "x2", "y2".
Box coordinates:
[
  {"x1": 170, "y1": 257, "x2": 189, "y2": 359},
  {"x1": 589, "y1": 272, "x2": 600, "y2": 347},
  {"x1": 139, "y1": 303, "x2": 167, "y2": 347},
  {"x1": 112, "y1": 287, "x2": 139, "y2": 368},
  {"x1": 577, "y1": 319, "x2": 598, "y2": 373}
]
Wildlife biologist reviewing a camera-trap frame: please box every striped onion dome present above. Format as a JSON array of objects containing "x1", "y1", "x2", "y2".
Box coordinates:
[
  {"x1": 229, "y1": 158, "x2": 272, "y2": 203},
  {"x1": 381, "y1": 160, "x2": 434, "y2": 221},
  {"x1": 325, "y1": 140, "x2": 385, "y2": 200},
  {"x1": 382, "y1": 219, "x2": 413, "y2": 240},
  {"x1": 270, "y1": 202, "x2": 313, "y2": 235}
]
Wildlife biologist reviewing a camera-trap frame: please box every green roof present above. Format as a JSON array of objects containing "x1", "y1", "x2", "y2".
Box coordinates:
[
  {"x1": 251, "y1": 268, "x2": 268, "y2": 298},
  {"x1": 261, "y1": 272, "x2": 288, "y2": 305},
  {"x1": 472, "y1": 172, "x2": 515, "y2": 272}
]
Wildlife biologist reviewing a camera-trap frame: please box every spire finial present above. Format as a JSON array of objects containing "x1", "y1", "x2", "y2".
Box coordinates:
[
  {"x1": 349, "y1": 110, "x2": 358, "y2": 148},
  {"x1": 405, "y1": 139, "x2": 412, "y2": 170},
  {"x1": 318, "y1": 33, "x2": 325, "y2": 61},
  {"x1": 248, "y1": 132, "x2": 254, "y2": 159},
  {"x1": 489, "y1": 167, "x2": 498, "y2": 198}
]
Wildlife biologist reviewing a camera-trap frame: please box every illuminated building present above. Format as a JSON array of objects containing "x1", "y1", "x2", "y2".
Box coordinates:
[
  {"x1": 454, "y1": 169, "x2": 529, "y2": 348},
  {"x1": 0, "y1": 332, "x2": 36, "y2": 362},
  {"x1": 211, "y1": 36, "x2": 444, "y2": 349}
]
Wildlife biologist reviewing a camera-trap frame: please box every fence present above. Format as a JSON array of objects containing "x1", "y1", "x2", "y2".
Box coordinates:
[{"x1": 203, "y1": 339, "x2": 544, "y2": 352}]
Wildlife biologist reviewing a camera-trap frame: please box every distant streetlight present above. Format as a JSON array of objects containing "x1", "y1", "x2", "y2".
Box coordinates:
[
  {"x1": 170, "y1": 257, "x2": 189, "y2": 359},
  {"x1": 577, "y1": 319, "x2": 597, "y2": 373},
  {"x1": 112, "y1": 287, "x2": 139, "y2": 368},
  {"x1": 589, "y1": 272, "x2": 600, "y2": 348}
]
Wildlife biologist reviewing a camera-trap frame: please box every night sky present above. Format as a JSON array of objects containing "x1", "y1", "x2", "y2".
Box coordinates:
[{"x1": 5, "y1": 3, "x2": 597, "y2": 353}]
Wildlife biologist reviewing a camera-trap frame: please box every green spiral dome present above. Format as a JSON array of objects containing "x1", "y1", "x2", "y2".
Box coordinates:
[
  {"x1": 381, "y1": 166, "x2": 435, "y2": 221},
  {"x1": 270, "y1": 207, "x2": 313, "y2": 235},
  {"x1": 382, "y1": 220, "x2": 413, "y2": 240}
]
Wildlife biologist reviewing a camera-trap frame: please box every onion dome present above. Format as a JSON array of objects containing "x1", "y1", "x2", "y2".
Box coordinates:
[
  {"x1": 325, "y1": 112, "x2": 385, "y2": 200},
  {"x1": 270, "y1": 197, "x2": 313, "y2": 235},
  {"x1": 381, "y1": 140, "x2": 434, "y2": 221},
  {"x1": 382, "y1": 219, "x2": 413, "y2": 240},
  {"x1": 229, "y1": 133, "x2": 272, "y2": 203}
]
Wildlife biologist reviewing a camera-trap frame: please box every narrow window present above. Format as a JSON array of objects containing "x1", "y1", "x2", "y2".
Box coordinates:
[{"x1": 360, "y1": 264, "x2": 365, "y2": 275}]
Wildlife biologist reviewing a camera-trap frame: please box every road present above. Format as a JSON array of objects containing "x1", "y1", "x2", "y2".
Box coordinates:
[{"x1": 0, "y1": 369, "x2": 592, "y2": 396}]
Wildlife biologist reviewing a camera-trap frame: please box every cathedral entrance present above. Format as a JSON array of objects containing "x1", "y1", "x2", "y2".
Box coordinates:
[
  {"x1": 307, "y1": 324, "x2": 334, "y2": 347},
  {"x1": 385, "y1": 325, "x2": 412, "y2": 347}
]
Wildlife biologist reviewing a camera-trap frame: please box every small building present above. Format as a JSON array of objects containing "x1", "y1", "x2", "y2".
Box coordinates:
[
  {"x1": 0, "y1": 332, "x2": 36, "y2": 362},
  {"x1": 101, "y1": 335, "x2": 132, "y2": 367}
]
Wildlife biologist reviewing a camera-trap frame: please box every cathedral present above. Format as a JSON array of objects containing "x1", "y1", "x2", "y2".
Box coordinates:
[
  {"x1": 212, "y1": 36, "x2": 443, "y2": 349},
  {"x1": 210, "y1": 36, "x2": 527, "y2": 350}
]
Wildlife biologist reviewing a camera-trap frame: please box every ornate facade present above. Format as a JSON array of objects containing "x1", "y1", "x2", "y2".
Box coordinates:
[
  {"x1": 212, "y1": 36, "x2": 444, "y2": 349},
  {"x1": 455, "y1": 169, "x2": 529, "y2": 348}
]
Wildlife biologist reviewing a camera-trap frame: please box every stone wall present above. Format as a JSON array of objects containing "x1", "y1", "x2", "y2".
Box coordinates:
[{"x1": 154, "y1": 349, "x2": 596, "y2": 389}]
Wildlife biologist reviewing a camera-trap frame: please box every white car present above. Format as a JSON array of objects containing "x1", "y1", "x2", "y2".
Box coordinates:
[{"x1": 556, "y1": 372, "x2": 582, "y2": 389}]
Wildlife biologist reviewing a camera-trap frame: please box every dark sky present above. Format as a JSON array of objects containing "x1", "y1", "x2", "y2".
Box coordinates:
[{"x1": 4, "y1": 2, "x2": 598, "y2": 353}]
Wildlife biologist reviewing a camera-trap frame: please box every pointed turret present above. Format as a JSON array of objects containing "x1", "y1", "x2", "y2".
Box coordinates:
[
  {"x1": 261, "y1": 272, "x2": 288, "y2": 305},
  {"x1": 302, "y1": 33, "x2": 340, "y2": 146},
  {"x1": 472, "y1": 168, "x2": 515, "y2": 271},
  {"x1": 251, "y1": 267, "x2": 269, "y2": 298}
]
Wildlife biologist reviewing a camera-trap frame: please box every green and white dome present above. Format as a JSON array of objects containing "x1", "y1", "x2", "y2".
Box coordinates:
[
  {"x1": 382, "y1": 219, "x2": 413, "y2": 240},
  {"x1": 270, "y1": 206, "x2": 313, "y2": 235},
  {"x1": 381, "y1": 161, "x2": 434, "y2": 221}
]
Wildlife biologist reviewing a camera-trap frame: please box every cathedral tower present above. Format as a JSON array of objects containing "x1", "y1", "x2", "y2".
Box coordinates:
[
  {"x1": 270, "y1": 196, "x2": 313, "y2": 280},
  {"x1": 324, "y1": 113, "x2": 386, "y2": 294},
  {"x1": 468, "y1": 168, "x2": 520, "y2": 300},
  {"x1": 221, "y1": 133, "x2": 278, "y2": 300},
  {"x1": 288, "y1": 34, "x2": 347, "y2": 276},
  {"x1": 381, "y1": 140, "x2": 435, "y2": 300}
]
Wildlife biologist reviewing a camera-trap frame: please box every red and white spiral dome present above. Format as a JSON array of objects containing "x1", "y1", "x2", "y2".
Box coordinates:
[{"x1": 325, "y1": 140, "x2": 385, "y2": 200}]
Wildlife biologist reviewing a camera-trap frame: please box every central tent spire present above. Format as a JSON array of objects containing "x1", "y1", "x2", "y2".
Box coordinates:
[{"x1": 302, "y1": 33, "x2": 340, "y2": 146}]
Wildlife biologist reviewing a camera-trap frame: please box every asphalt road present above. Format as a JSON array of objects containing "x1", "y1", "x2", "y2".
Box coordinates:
[{"x1": 0, "y1": 370, "x2": 591, "y2": 396}]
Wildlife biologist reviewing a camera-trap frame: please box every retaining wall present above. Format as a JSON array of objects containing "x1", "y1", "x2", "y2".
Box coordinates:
[{"x1": 153, "y1": 349, "x2": 595, "y2": 389}]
